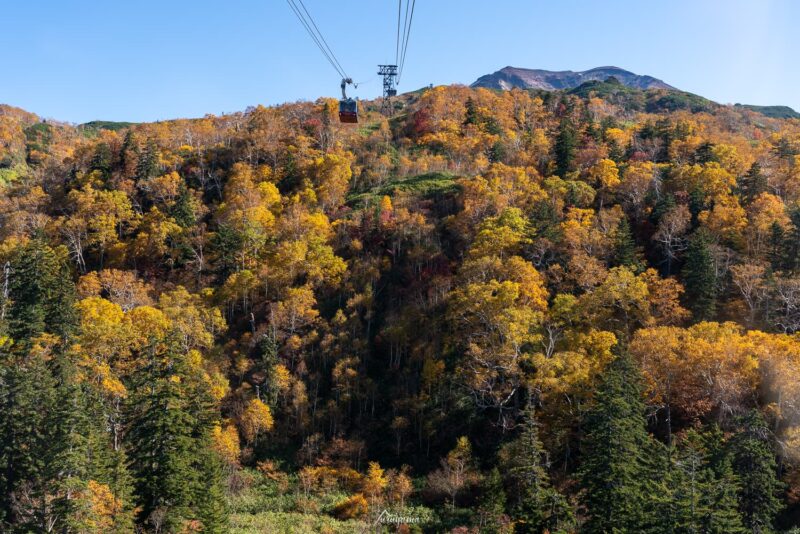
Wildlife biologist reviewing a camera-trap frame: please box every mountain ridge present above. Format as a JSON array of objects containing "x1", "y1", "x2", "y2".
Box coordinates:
[{"x1": 471, "y1": 65, "x2": 675, "y2": 91}]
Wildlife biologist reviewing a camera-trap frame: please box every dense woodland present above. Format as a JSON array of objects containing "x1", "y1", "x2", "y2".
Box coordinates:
[{"x1": 1, "y1": 78, "x2": 800, "y2": 533}]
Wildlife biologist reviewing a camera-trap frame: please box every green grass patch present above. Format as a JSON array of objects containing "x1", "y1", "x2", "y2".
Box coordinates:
[
  {"x1": 230, "y1": 511, "x2": 366, "y2": 534},
  {"x1": 78, "y1": 121, "x2": 136, "y2": 138},
  {"x1": 0, "y1": 167, "x2": 21, "y2": 184},
  {"x1": 80, "y1": 120, "x2": 135, "y2": 132},
  {"x1": 356, "y1": 121, "x2": 382, "y2": 137},
  {"x1": 348, "y1": 172, "x2": 460, "y2": 208}
]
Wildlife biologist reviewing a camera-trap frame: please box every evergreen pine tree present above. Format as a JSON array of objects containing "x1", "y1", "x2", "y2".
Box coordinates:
[
  {"x1": 51, "y1": 355, "x2": 96, "y2": 528},
  {"x1": 128, "y1": 343, "x2": 199, "y2": 530},
  {"x1": 508, "y1": 401, "x2": 573, "y2": 533},
  {"x1": 476, "y1": 468, "x2": 508, "y2": 534},
  {"x1": 650, "y1": 193, "x2": 677, "y2": 227},
  {"x1": 258, "y1": 334, "x2": 280, "y2": 405},
  {"x1": 169, "y1": 185, "x2": 197, "y2": 228},
  {"x1": 739, "y1": 162, "x2": 768, "y2": 205},
  {"x1": 773, "y1": 137, "x2": 797, "y2": 159},
  {"x1": 6, "y1": 239, "x2": 77, "y2": 343},
  {"x1": 703, "y1": 449, "x2": 746, "y2": 533},
  {"x1": 730, "y1": 411, "x2": 783, "y2": 534},
  {"x1": 767, "y1": 222, "x2": 786, "y2": 270},
  {"x1": 554, "y1": 120, "x2": 577, "y2": 178},
  {"x1": 90, "y1": 142, "x2": 113, "y2": 180},
  {"x1": 608, "y1": 138, "x2": 625, "y2": 162},
  {"x1": 55, "y1": 353, "x2": 136, "y2": 533},
  {"x1": 211, "y1": 224, "x2": 244, "y2": 282},
  {"x1": 612, "y1": 216, "x2": 643, "y2": 272},
  {"x1": 695, "y1": 141, "x2": 716, "y2": 164},
  {"x1": 579, "y1": 350, "x2": 653, "y2": 533},
  {"x1": 128, "y1": 334, "x2": 226, "y2": 532},
  {"x1": 0, "y1": 341, "x2": 59, "y2": 529},
  {"x1": 645, "y1": 439, "x2": 679, "y2": 533},
  {"x1": 0, "y1": 239, "x2": 79, "y2": 529},
  {"x1": 193, "y1": 445, "x2": 229, "y2": 534},
  {"x1": 783, "y1": 207, "x2": 800, "y2": 272},
  {"x1": 0, "y1": 240, "x2": 132, "y2": 532},
  {"x1": 135, "y1": 139, "x2": 159, "y2": 182},
  {"x1": 683, "y1": 230, "x2": 718, "y2": 321},
  {"x1": 464, "y1": 97, "x2": 479, "y2": 126},
  {"x1": 585, "y1": 118, "x2": 601, "y2": 143},
  {"x1": 688, "y1": 188, "x2": 708, "y2": 224},
  {"x1": 662, "y1": 429, "x2": 745, "y2": 534}
]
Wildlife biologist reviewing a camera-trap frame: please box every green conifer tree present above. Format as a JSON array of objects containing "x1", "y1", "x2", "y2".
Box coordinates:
[
  {"x1": 783, "y1": 207, "x2": 800, "y2": 272},
  {"x1": 193, "y1": 445, "x2": 229, "y2": 534},
  {"x1": 730, "y1": 411, "x2": 783, "y2": 534},
  {"x1": 128, "y1": 334, "x2": 226, "y2": 532},
  {"x1": 650, "y1": 193, "x2": 677, "y2": 227},
  {"x1": 169, "y1": 185, "x2": 197, "y2": 228},
  {"x1": 464, "y1": 97, "x2": 479, "y2": 126},
  {"x1": 579, "y1": 350, "x2": 653, "y2": 533},
  {"x1": 554, "y1": 120, "x2": 577, "y2": 178},
  {"x1": 128, "y1": 343, "x2": 199, "y2": 530},
  {"x1": 767, "y1": 222, "x2": 786, "y2": 270},
  {"x1": 135, "y1": 138, "x2": 159, "y2": 182},
  {"x1": 612, "y1": 216, "x2": 643, "y2": 272},
  {"x1": 661, "y1": 429, "x2": 745, "y2": 534},
  {"x1": 683, "y1": 230, "x2": 718, "y2": 321},
  {"x1": 506, "y1": 401, "x2": 573, "y2": 533},
  {"x1": 476, "y1": 467, "x2": 508, "y2": 534},
  {"x1": 90, "y1": 142, "x2": 113, "y2": 180},
  {"x1": 6, "y1": 239, "x2": 77, "y2": 343},
  {"x1": 0, "y1": 342, "x2": 59, "y2": 528},
  {"x1": 695, "y1": 141, "x2": 716, "y2": 164},
  {"x1": 739, "y1": 162, "x2": 768, "y2": 205},
  {"x1": 0, "y1": 239, "x2": 79, "y2": 529}
]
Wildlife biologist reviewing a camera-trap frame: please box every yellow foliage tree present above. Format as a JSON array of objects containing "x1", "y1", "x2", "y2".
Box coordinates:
[
  {"x1": 212, "y1": 421, "x2": 241, "y2": 467},
  {"x1": 239, "y1": 398, "x2": 274, "y2": 445}
]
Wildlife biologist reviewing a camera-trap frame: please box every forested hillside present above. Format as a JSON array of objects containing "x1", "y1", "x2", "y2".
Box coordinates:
[{"x1": 1, "y1": 81, "x2": 800, "y2": 533}]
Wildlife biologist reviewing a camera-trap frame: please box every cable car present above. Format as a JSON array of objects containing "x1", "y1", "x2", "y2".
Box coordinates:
[{"x1": 339, "y1": 78, "x2": 358, "y2": 124}]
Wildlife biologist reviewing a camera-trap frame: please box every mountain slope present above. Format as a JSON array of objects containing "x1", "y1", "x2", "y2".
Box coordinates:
[
  {"x1": 471, "y1": 65, "x2": 675, "y2": 91},
  {"x1": 734, "y1": 103, "x2": 800, "y2": 119}
]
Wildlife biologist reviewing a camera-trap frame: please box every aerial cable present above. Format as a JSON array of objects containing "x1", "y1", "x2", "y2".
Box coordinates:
[
  {"x1": 285, "y1": 0, "x2": 349, "y2": 80},
  {"x1": 397, "y1": 0, "x2": 415, "y2": 84},
  {"x1": 295, "y1": 0, "x2": 349, "y2": 79},
  {"x1": 397, "y1": 0, "x2": 414, "y2": 83},
  {"x1": 286, "y1": 0, "x2": 343, "y2": 78},
  {"x1": 395, "y1": 0, "x2": 402, "y2": 66},
  {"x1": 287, "y1": 0, "x2": 347, "y2": 79},
  {"x1": 401, "y1": 0, "x2": 415, "y2": 78},
  {"x1": 399, "y1": 0, "x2": 410, "y2": 70}
]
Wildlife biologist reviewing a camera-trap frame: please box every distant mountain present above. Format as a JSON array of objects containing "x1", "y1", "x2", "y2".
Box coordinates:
[
  {"x1": 734, "y1": 104, "x2": 800, "y2": 119},
  {"x1": 471, "y1": 66, "x2": 675, "y2": 91}
]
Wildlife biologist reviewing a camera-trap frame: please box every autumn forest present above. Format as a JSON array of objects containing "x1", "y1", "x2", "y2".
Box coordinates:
[{"x1": 2, "y1": 80, "x2": 800, "y2": 532}]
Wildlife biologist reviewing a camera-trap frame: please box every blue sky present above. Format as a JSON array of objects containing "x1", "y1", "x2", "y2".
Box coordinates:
[{"x1": 2, "y1": 0, "x2": 798, "y2": 123}]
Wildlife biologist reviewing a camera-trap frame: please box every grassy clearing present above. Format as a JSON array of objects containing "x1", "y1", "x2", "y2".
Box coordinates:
[
  {"x1": 348, "y1": 171, "x2": 460, "y2": 207},
  {"x1": 230, "y1": 511, "x2": 367, "y2": 534},
  {"x1": 227, "y1": 469, "x2": 437, "y2": 533}
]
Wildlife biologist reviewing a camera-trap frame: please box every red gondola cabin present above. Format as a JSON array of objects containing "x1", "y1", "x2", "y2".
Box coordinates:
[{"x1": 339, "y1": 98, "x2": 358, "y2": 123}]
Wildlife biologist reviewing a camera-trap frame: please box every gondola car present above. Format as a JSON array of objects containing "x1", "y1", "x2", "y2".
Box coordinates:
[{"x1": 339, "y1": 78, "x2": 358, "y2": 123}]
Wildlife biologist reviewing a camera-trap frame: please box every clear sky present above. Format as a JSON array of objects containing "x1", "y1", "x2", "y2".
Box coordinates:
[{"x1": 2, "y1": 0, "x2": 798, "y2": 123}]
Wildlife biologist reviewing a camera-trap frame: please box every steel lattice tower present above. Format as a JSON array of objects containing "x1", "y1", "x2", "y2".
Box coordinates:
[{"x1": 378, "y1": 65, "x2": 398, "y2": 115}]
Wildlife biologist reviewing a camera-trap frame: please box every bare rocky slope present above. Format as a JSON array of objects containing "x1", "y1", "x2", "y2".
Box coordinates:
[{"x1": 471, "y1": 65, "x2": 675, "y2": 91}]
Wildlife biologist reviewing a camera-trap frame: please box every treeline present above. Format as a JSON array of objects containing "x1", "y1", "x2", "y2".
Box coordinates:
[{"x1": 0, "y1": 83, "x2": 799, "y2": 532}]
